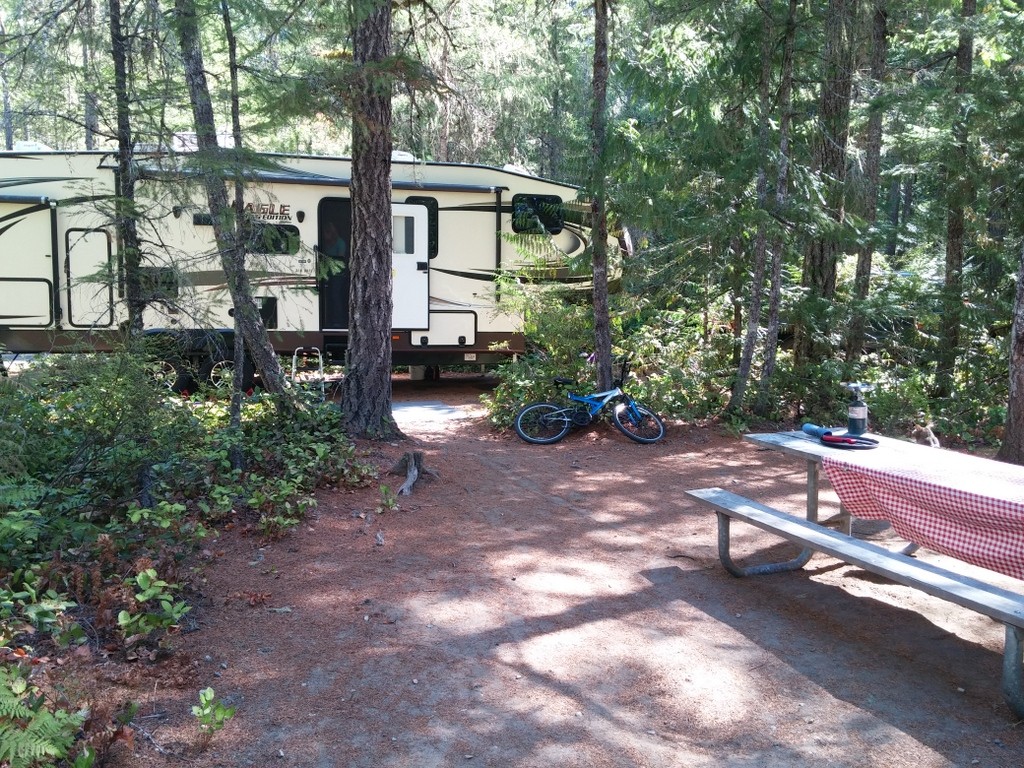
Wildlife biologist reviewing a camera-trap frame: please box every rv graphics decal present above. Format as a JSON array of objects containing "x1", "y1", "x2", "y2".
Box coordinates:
[{"x1": 243, "y1": 201, "x2": 292, "y2": 222}]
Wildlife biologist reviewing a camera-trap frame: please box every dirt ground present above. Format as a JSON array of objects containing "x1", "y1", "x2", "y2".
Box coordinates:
[{"x1": 72, "y1": 373, "x2": 1024, "y2": 767}]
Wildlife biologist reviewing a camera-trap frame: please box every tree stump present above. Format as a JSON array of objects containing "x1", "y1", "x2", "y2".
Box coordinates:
[{"x1": 388, "y1": 451, "x2": 439, "y2": 495}]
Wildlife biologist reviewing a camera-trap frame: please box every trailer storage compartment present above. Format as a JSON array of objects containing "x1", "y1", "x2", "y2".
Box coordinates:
[
  {"x1": 412, "y1": 311, "x2": 476, "y2": 347},
  {"x1": 0, "y1": 199, "x2": 57, "y2": 327}
]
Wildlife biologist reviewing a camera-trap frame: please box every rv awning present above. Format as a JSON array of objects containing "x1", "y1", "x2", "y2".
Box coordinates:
[
  {"x1": 138, "y1": 162, "x2": 507, "y2": 194},
  {"x1": 249, "y1": 171, "x2": 507, "y2": 194}
]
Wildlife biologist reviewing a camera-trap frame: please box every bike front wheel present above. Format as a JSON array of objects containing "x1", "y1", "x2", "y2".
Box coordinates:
[
  {"x1": 514, "y1": 402, "x2": 572, "y2": 444},
  {"x1": 612, "y1": 402, "x2": 666, "y2": 443}
]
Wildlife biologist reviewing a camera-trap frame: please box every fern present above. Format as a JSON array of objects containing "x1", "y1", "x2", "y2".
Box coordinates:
[{"x1": 0, "y1": 666, "x2": 83, "y2": 768}]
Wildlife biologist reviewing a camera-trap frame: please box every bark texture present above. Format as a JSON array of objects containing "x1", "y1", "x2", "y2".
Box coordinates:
[
  {"x1": 796, "y1": 0, "x2": 857, "y2": 367},
  {"x1": 845, "y1": 2, "x2": 888, "y2": 363},
  {"x1": 341, "y1": 0, "x2": 399, "y2": 438},
  {"x1": 728, "y1": 6, "x2": 775, "y2": 413},
  {"x1": 1, "y1": 16, "x2": 12, "y2": 150},
  {"x1": 935, "y1": 0, "x2": 976, "y2": 398},
  {"x1": 108, "y1": 0, "x2": 144, "y2": 335},
  {"x1": 755, "y1": 0, "x2": 798, "y2": 417},
  {"x1": 590, "y1": 0, "x2": 613, "y2": 392},
  {"x1": 173, "y1": 0, "x2": 288, "y2": 396},
  {"x1": 998, "y1": 241, "x2": 1024, "y2": 465}
]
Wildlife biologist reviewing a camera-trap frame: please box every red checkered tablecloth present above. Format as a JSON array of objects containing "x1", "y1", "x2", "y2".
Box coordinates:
[{"x1": 822, "y1": 443, "x2": 1024, "y2": 580}]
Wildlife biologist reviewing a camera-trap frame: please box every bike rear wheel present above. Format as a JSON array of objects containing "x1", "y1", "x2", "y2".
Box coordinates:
[
  {"x1": 612, "y1": 402, "x2": 666, "y2": 443},
  {"x1": 514, "y1": 402, "x2": 572, "y2": 444}
]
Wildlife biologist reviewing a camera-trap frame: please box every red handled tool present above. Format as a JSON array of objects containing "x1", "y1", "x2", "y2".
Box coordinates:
[{"x1": 820, "y1": 433, "x2": 879, "y2": 449}]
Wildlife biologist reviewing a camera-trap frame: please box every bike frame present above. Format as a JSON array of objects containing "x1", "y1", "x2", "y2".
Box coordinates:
[{"x1": 567, "y1": 386, "x2": 626, "y2": 418}]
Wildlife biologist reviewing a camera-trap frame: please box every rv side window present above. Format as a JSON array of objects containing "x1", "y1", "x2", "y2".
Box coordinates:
[
  {"x1": 405, "y1": 196, "x2": 438, "y2": 259},
  {"x1": 139, "y1": 267, "x2": 179, "y2": 301},
  {"x1": 240, "y1": 224, "x2": 299, "y2": 257},
  {"x1": 246, "y1": 223, "x2": 301, "y2": 255},
  {"x1": 194, "y1": 214, "x2": 299, "y2": 255},
  {"x1": 511, "y1": 194, "x2": 563, "y2": 235},
  {"x1": 393, "y1": 215, "x2": 416, "y2": 255}
]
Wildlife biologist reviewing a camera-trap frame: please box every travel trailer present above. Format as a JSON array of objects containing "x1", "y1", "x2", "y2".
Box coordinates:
[{"x1": 0, "y1": 150, "x2": 609, "y2": 383}]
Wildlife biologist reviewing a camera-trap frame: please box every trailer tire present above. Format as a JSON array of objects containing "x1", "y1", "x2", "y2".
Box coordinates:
[
  {"x1": 150, "y1": 359, "x2": 199, "y2": 394},
  {"x1": 201, "y1": 355, "x2": 255, "y2": 391},
  {"x1": 174, "y1": 368, "x2": 199, "y2": 395}
]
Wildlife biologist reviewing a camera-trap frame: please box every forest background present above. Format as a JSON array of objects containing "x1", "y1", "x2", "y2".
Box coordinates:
[
  {"x1": 3, "y1": 1, "x2": 1024, "y2": 764},
  {"x1": 3, "y1": 0, "x2": 1024, "y2": 454}
]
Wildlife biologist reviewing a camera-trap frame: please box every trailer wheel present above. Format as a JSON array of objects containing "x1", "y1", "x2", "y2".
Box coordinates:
[
  {"x1": 201, "y1": 356, "x2": 255, "y2": 391},
  {"x1": 150, "y1": 360, "x2": 178, "y2": 390},
  {"x1": 150, "y1": 360, "x2": 198, "y2": 394}
]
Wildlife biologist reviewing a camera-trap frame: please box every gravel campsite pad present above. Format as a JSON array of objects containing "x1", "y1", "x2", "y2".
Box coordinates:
[{"x1": 80, "y1": 374, "x2": 1023, "y2": 768}]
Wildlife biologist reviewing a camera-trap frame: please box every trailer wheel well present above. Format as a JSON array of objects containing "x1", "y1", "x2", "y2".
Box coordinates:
[{"x1": 145, "y1": 329, "x2": 254, "y2": 392}]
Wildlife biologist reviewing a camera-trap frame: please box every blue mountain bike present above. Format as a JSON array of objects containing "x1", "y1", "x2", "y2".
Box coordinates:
[{"x1": 513, "y1": 360, "x2": 666, "y2": 445}]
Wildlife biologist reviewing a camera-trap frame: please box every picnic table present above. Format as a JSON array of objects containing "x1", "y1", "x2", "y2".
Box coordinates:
[
  {"x1": 687, "y1": 430, "x2": 1024, "y2": 718},
  {"x1": 744, "y1": 430, "x2": 1024, "y2": 580}
]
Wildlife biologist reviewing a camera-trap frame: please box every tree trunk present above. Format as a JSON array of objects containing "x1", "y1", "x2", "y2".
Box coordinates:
[
  {"x1": 755, "y1": 0, "x2": 798, "y2": 418},
  {"x1": 590, "y1": 0, "x2": 613, "y2": 392},
  {"x1": 1, "y1": 16, "x2": 12, "y2": 151},
  {"x1": 845, "y1": 2, "x2": 888, "y2": 364},
  {"x1": 107, "y1": 0, "x2": 145, "y2": 336},
  {"x1": 888, "y1": 174, "x2": 914, "y2": 267},
  {"x1": 1, "y1": 77, "x2": 10, "y2": 151},
  {"x1": 436, "y1": 6, "x2": 453, "y2": 161},
  {"x1": 935, "y1": 0, "x2": 976, "y2": 399},
  {"x1": 80, "y1": 0, "x2": 98, "y2": 149},
  {"x1": 546, "y1": 19, "x2": 564, "y2": 180},
  {"x1": 997, "y1": 241, "x2": 1024, "y2": 465},
  {"x1": 222, "y1": 0, "x2": 247, "y2": 470},
  {"x1": 341, "y1": 0, "x2": 399, "y2": 438},
  {"x1": 795, "y1": 0, "x2": 857, "y2": 367},
  {"x1": 729, "y1": 6, "x2": 775, "y2": 413},
  {"x1": 730, "y1": 271, "x2": 742, "y2": 369},
  {"x1": 884, "y1": 177, "x2": 900, "y2": 257},
  {"x1": 173, "y1": 0, "x2": 289, "y2": 397}
]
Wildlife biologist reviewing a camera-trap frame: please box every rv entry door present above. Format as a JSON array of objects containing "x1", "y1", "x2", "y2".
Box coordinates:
[{"x1": 391, "y1": 203, "x2": 429, "y2": 329}]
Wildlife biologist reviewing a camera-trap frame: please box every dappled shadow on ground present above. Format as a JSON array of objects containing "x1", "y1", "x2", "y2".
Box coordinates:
[{"x1": 103, "y1": 384, "x2": 1024, "y2": 768}]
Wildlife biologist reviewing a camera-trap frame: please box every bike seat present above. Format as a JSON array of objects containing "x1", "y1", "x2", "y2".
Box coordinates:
[{"x1": 553, "y1": 377, "x2": 575, "y2": 386}]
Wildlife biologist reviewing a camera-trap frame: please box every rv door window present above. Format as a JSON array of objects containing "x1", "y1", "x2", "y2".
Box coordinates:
[
  {"x1": 393, "y1": 215, "x2": 416, "y2": 255},
  {"x1": 405, "y1": 196, "x2": 438, "y2": 259},
  {"x1": 511, "y1": 194, "x2": 563, "y2": 235}
]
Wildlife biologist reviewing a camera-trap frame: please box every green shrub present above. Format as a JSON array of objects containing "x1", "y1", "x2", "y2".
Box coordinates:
[
  {"x1": 483, "y1": 356, "x2": 583, "y2": 429},
  {"x1": 0, "y1": 351, "x2": 373, "y2": 661},
  {"x1": 117, "y1": 568, "x2": 190, "y2": 639},
  {"x1": 0, "y1": 664, "x2": 85, "y2": 768},
  {"x1": 192, "y1": 686, "x2": 236, "y2": 748}
]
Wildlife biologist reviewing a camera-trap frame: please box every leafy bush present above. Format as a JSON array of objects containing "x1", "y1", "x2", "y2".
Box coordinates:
[
  {"x1": 616, "y1": 310, "x2": 730, "y2": 420},
  {"x1": 117, "y1": 568, "x2": 190, "y2": 639},
  {"x1": 0, "y1": 350, "x2": 375, "y2": 764},
  {"x1": 483, "y1": 355, "x2": 581, "y2": 429},
  {"x1": 482, "y1": 285, "x2": 596, "y2": 428},
  {"x1": 484, "y1": 299, "x2": 731, "y2": 426}
]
